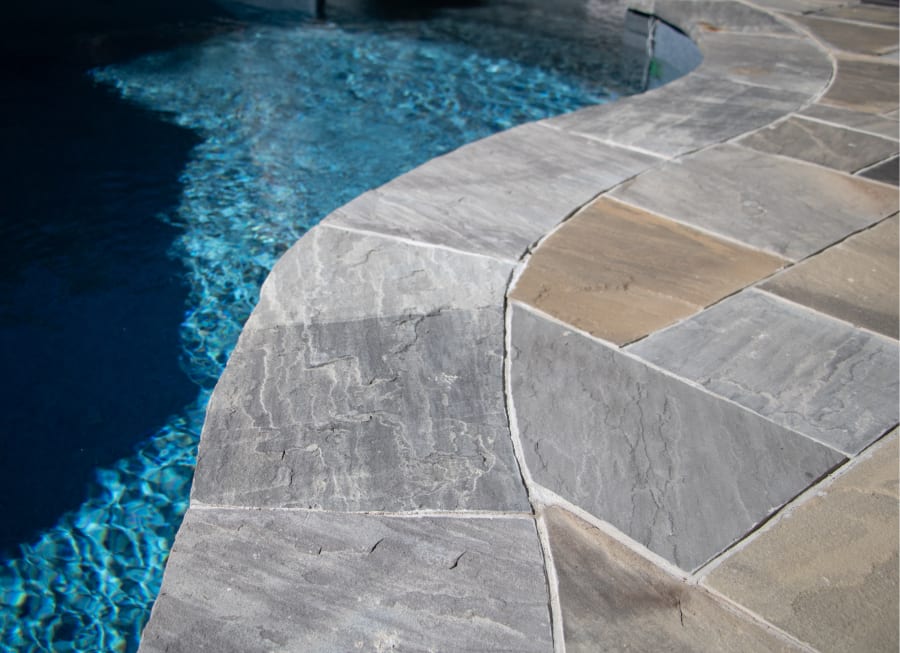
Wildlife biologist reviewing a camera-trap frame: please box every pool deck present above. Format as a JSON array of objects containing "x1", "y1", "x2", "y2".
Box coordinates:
[{"x1": 137, "y1": 0, "x2": 899, "y2": 650}]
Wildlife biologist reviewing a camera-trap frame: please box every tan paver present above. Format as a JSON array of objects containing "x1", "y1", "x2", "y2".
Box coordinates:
[
  {"x1": 761, "y1": 216, "x2": 900, "y2": 338},
  {"x1": 705, "y1": 434, "x2": 900, "y2": 653},
  {"x1": 543, "y1": 506, "x2": 802, "y2": 653},
  {"x1": 821, "y1": 58, "x2": 900, "y2": 114},
  {"x1": 509, "y1": 197, "x2": 785, "y2": 345},
  {"x1": 790, "y1": 15, "x2": 899, "y2": 55}
]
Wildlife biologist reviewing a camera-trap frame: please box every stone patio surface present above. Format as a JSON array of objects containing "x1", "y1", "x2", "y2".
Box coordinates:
[{"x1": 138, "y1": 0, "x2": 900, "y2": 651}]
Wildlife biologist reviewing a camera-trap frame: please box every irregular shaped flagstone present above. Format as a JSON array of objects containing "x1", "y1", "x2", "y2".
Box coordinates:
[
  {"x1": 859, "y1": 156, "x2": 899, "y2": 186},
  {"x1": 609, "y1": 143, "x2": 899, "y2": 259},
  {"x1": 629, "y1": 289, "x2": 900, "y2": 455},
  {"x1": 790, "y1": 14, "x2": 899, "y2": 55},
  {"x1": 821, "y1": 58, "x2": 900, "y2": 114},
  {"x1": 245, "y1": 224, "x2": 514, "y2": 330},
  {"x1": 814, "y1": 4, "x2": 900, "y2": 27},
  {"x1": 628, "y1": 0, "x2": 795, "y2": 38},
  {"x1": 194, "y1": 307, "x2": 530, "y2": 511},
  {"x1": 327, "y1": 122, "x2": 658, "y2": 259},
  {"x1": 797, "y1": 104, "x2": 900, "y2": 140},
  {"x1": 543, "y1": 506, "x2": 803, "y2": 652},
  {"x1": 139, "y1": 509, "x2": 552, "y2": 652},
  {"x1": 509, "y1": 304, "x2": 845, "y2": 571}
]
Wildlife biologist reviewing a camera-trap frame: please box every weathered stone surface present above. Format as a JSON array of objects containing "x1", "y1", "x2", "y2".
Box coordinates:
[
  {"x1": 245, "y1": 225, "x2": 513, "y2": 331},
  {"x1": 814, "y1": 3, "x2": 900, "y2": 26},
  {"x1": 821, "y1": 58, "x2": 900, "y2": 114},
  {"x1": 706, "y1": 434, "x2": 899, "y2": 653},
  {"x1": 544, "y1": 507, "x2": 803, "y2": 653},
  {"x1": 610, "y1": 143, "x2": 899, "y2": 259},
  {"x1": 194, "y1": 307, "x2": 530, "y2": 511},
  {"x1": 326, "y1": 122, "x2": 658, "y2": 259},
  {"x1": 139, "y1": 509, "x2": 552, "y2": 653},
  {"x1": 509, "y1": 198, "x2": 784, "y2": 345},
  {"x1": 547, "y1": 75, "x2": 809, "y2": 158},
  {"x1": 748, "y1": 0, "x2": 847, "y2": 13},
  {"x1": 630, "y1": 289, "x2": 900, "y2": 455},
  {"x1": 739, "y1": 116, "x2": 899, "y2": 172},
  {"x1": 509, "y1": 304, "x2": 845, "y2": 571},
  {"x1": 761, "y1": 216, "x2": 899, "y2": 338},
  {"x1": 694, "y1": 32, "x2": 831, "y2": 95},
  {"x1": 629, "y1": 0, "x2": 795, "y2": 38},
  {"x1": 798, "y1": 103, "x2": 900, "y2": 140},
  {"x1": 790, "y1": 14, "x2": 899, "y2": 55},
  {"x1": 860, "y1": 155, "x2": 900, "y2": 185}
]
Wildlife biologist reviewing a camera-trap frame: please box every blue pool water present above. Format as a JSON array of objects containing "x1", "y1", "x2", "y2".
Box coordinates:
[{"x1": 1, "y1": 3, "x2": 644, "y2": 650}]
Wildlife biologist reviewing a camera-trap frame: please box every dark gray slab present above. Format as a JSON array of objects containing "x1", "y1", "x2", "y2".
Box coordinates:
[
  {"x1": 509, "y1": 304, "x2": 844, "y2": 571},
  {"x1": 139, "y1": 509, "x2": 552, "y2": 652},
  {"x1": 194, "y1": 307, "x2": 530, "y2": 511},
  {"x1": 798, "y1": 104, "x2": 900, "y2": 140},
  {"x1": 739, "y1": 116, "x2": 899, "y2": 172},
  {"x1": 245, "y1": 225, "x2": 514, "y2": 331},
  {"x1": 609, "y1": 143, "x2": 899, "y2": 259},
  {"x1": 326, "y1": 122, "x2": 658, "y2": 259},
  {"x1": 629, "y1": 0, "x2": 795, "y2": 37},
  {"x1": 859, "y1": 155, "x2": 900, "y2": 185},
  {"x1": 547, "y1": 75, "x2": 810, "y2": 158},
  {"x1": 630, "y1": 290, "x2": 900, "y2": 455}
]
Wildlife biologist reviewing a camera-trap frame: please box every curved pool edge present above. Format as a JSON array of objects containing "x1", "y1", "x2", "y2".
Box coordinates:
[{"x1": 139, "y1": 0, "x2": 900, "y2": 650}]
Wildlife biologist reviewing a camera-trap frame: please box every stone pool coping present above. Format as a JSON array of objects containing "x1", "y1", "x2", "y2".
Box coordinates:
[{"x1": 138, "y1": 0, "x2": 899, "y2": 650}]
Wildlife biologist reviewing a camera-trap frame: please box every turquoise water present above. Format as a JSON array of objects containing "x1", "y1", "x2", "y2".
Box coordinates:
[{"x1": 1, "y1": 10, "x2": 638, "y2": 652}]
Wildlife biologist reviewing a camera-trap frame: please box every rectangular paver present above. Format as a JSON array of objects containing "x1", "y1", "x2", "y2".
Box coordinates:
[{"x1": 797, "y1": 104, "x2": 900, "y2": 140}]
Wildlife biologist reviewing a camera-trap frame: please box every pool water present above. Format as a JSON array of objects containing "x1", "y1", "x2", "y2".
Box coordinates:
[{"x1": 1, "y1": 3, "x2": 645, "y2": 650}]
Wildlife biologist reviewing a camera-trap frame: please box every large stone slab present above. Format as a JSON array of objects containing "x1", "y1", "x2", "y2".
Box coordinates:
[
  {"x1": 609, "y1": 143, "x2": 899, "y2": 259},
  {"x1": 245, "y1": 225, "x2": 514, "y2": 330},
  {"x1": 814, "y1": 3, "x2": 900, "y2": 26},
  {"x1": 629, "y1": 0, "x2": 795, "y2": 38},
  {"x1": 797, "y1": 103, "x2": 900, "y2": 140},
  {"x1": 548, "y1": 76, "x2": 809, "y2": 158},
  {"x1": 139, "y1": 509, "x2": 552, "y2": 652},
  {"x1": 790, "y1": 14, "x2": 900, "y2": 55},
  {"x1": 509, "y1": 304, "x2": 845, "y2": 571},
  {"x1": 739, "y1": 116, "x2": 899, "y2": 172},
  {"x1": 326, "y1": 122, "x2": 658, "y2": 259},
  {"x1": 859, "y1": 155, "x2": 899, "y2": 185},
  {"x1": 543, "y1": 506, "x2": 803, "y2": 653},
  {"x1": 629, "y1": 289, "x2": 900, "y2": 455},
  {"x1": 509, "y1": 197, "x2": 784, "y2": 345},
  {"x1": 706, "y1": 434, "x2": 899, "y2": 653},
  {"x1": 821, "y1": 58, "x2": 900, "y2": 114},
  {"x1": 761, "y1": 216, "x2": 899, "y2": 338},
  {"x1": 194, "y1": 307, "x2": 530, "y2": 512}
]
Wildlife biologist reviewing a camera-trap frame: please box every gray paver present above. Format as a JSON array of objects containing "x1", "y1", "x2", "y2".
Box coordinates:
[
  {"x1": 629, "y1": 0, "x2": 795, "y2": 37},
  {"x1": 821, "y1": 58, "x2": 900, "y2": 114},
  {"x1": 509, "y1": 304, "x2": 845, "y2": 571},
  {"x1": 798, "y1": 104, "x2": 900, "y2": 140},
  {"x1": 326, "y1": 122, "x2": 658, "y2": 259},
  {"x1": 194, "y1": 307, "x2": 529, "y2": 511},
  {"x1": 738, "y1": 116, "x2": 899, "y2": 172},
  {"x1": 813, "y1": 4, "x2": 900, "y2": 26},
  {"x1": 609, "y1": 143, "x2": 899, "y2": 259},
  {"x1": 790, "y1": 14, "x2": 900, "y2": 55},
  {"x1": 629, "y1": 289, "x2": 900, "y2": 455},
  {"x1": 859, "y1": 155, "x2": 900, "y2": 185},
  {"x1": 138, "y1": 509, "x2": 552, "y2": 653}
]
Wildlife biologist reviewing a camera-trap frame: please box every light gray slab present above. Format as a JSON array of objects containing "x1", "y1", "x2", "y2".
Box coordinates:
[
  {"x1": 629, "y1": 0, "x2": 795, "y2": 37},
  {"x1": 139, "y1": 509, "x2": 552, "y2": 653},
  {"x1": 738, "y1": 116, "x2": 899, "y2": 172},
  {"x1": 748, "y1": 0, "x2": 849, "y2": 14},
  {"x1": 509, "y1": 304, "x2": 844, "y2": 572},
  {"x1": 609, "y1": 143, "x2": 900, "y2": 259},
  {"x1": 693, "y1": 32, "x2": 831, "y2": 96},
  {"x1": 798, "y1": 104, "x2": 900, "y2": 140},
  {"x1": 547, "y1": 75, "x2": 810, "y2": 158},
  {"x1": 326, "y1": 122, "x2": 658, "y2": 259},
  {"x1": 194, "y1": 307, "x2": 530, "y2": 512},
  {"x1": 245, "y1": 225, "x2": 514, "y2": 331},
  {"x1": 630, "y1": 290, "x2": 900, "y2": 455}
]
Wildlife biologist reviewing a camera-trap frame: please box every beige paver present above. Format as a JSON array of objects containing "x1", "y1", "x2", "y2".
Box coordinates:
[
  {"x1": 790, "y1": 14, "x2": 899, "y2": 55},
  {"x1": 821, "y1": 58, "x2": 900, "y2": 114},
  {"x1": 705, "y1": 434, "x2": 900, "y2": 653},
  {"x1": 543, "y1": 506, "x2": 802, "y2": 653},
  {"x1": 761, "y1": 216, "x2": 899, "y2": 338},
  {"x1": 509, "y1": 197, "x2": 785, "y2": 345}
]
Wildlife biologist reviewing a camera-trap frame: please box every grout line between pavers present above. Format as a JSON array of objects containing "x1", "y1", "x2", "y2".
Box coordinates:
[
  {"x1": 537, "y1": 120, "x2": 676, "y2": 161},
  {"x1": 534, "y1": 510, "x2": 566, "y2": 653}
]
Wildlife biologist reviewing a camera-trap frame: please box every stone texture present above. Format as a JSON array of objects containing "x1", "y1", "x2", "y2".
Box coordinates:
[
  {"x1": 814, "y1": 4, "x2": 900, "y2": 26},
  {"x1": 860, "y1": 155, "x2": 900, "y2": 185},
  {"x1": 706, "y1": 434, "x2": 899, "y2": 653},
  {"x1": 628, "y1": 0, "x2": 795, "y2": 38},
  {"x1": 610, "y1": 143, "x2": 899, "y2": 260},
  {"x1": 547, "y1": 75, "x2": 810, "y2": 158},
  {"x1": 748, "y1": 0, "x2": 849, "y2": 13},
  {"x1": 245, "y1": 225, "x2": 513, "y2": 331},
  {"x1": 630, "y1": 289, "x2": 900, "y2": 455},
  {"x1": 194, "y1": 307, "x2": 530, "y2": 512},
  {"x1": 509, "y1": 198, "x2": 785, "y2": 345},
  {"x1": 509, "y1": 304, "x2": 845, "y2": 571},
  {"x1": 739, "y1": 116, "x2": 899, "y2": 172},
  {"x1": 798, "y1": 103, "x2": 900, "y2": 140},
  {"x1": 761, "y1": 216, "x2": 900, "y2": 338},
  {"x1": 139, "y1": 509, "x2": 552, "y2": 653},
  {"x1": 694, "y1": 32, "x2": 831, "y2": 96},
  {"x1": 790, "y1": 14, "x2": 900, "y2": 55},
  {"x1": 326, "y1": 122, "x2": 658, "y2": 259},
  {"x1": 543, "y1": 506, "x2": 803, "y2": 653},
  {"x1": 821, "y1": 58, "x2": 900, "y2": 114}
]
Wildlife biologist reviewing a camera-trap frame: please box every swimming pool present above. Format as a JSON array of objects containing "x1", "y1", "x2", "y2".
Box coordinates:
[{"x1": 1, "y1": 1, "x2": 651, "y2": 649}]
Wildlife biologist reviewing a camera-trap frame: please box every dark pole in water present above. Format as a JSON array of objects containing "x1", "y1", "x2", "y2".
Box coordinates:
[{"x1": 315, "y1": 0, "x2": 325, "y2": 18}]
